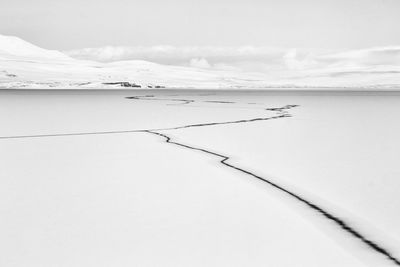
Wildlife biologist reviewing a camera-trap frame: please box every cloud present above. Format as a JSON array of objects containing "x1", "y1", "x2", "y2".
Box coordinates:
[
  {"x1": 283, "y1": 49, "x2": 318, "y2": 70},
  {"x1": 65, "y1": 46, "x2": 287, "y2": 69},
  {"x1": 65, "y1": 45, "x2": 400, "y2": 74},
  {"x1": 66, "y1": 45, "x2": 286, "y2": 63},
  {"x1": 319, "y1": 46, "x2": 400, "y2": 67},
  {"x1": 189, "y1": 58, "x2": 211, "y2": 69}
]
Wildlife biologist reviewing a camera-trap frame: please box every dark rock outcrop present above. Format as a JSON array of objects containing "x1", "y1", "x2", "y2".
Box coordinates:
[{"x1": 103, "y1": 82, "x2": 141, "y2": 88}]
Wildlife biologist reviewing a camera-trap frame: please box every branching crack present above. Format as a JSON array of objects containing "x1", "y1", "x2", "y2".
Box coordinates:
[
  {"x1": 146, "y1": 129, "x2": 400, "y2": 266},
  {"x1": 1, "y1": 94, "x2": 399, "y2": 265}
]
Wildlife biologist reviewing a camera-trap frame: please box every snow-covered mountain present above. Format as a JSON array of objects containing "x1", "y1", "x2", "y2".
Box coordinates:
[
  {"x1": 0, "y1": 35, "x2": 70, "y2": 60},
  {"x1": 1, "y1": 34, "x2": 400, "y2": 89},
  {"x1": 0, "y1": 34, "x2": 265, "y2": 89}
]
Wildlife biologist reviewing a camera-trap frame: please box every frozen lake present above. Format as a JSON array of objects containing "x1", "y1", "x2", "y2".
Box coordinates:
[{"x1": 1, "y1": 89, "x2": 400, "y2": 267}]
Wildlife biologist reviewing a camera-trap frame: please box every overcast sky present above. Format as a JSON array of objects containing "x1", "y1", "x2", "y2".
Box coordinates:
[{"x1": 1, "y1": 0, "x2": 400, "y2": 50}]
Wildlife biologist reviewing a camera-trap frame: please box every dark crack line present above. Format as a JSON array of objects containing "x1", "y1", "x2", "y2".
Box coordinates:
[
  {"x1": 1, "y1": 101, "x2": 399, "y2": 265},
  {"x1": 146, "y1": 130, "x2": 400, "y2": 266},
  {"x1": 126, "y1": 95, "x2": 301, "y2": 115},
  {"x1": 0, "y1": 129, "x2": 146, "y2": 139},
  {"x1": 0, "y1": 97, "x2": 292, "y2": 140},
  {"x1": 167, "y1": 99, "x2": 195, "y2": 106},
  {"x1": 156, "y1": 114, "x2": 289, "y2": 131},
  {"x1": 204, "y1": 100, "x2": 235, "y2": 104},
  {"x1": 126, "y1": 95, "x2": 238, "y2": 107},
  {"x1": 0, "y1": 114, "x2": 288, "y2": 139},
  {"x1": 126, "y1": 95, "x2": 195, "y2": 105}
]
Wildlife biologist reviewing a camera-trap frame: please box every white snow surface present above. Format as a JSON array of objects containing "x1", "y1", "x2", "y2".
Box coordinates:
[
  {"x1": 1, "y1": 34, "x2": 400, "y2": 89},
  {"x1": 0, "y1": 34, "x2": 70, "y2": 60},
  {"x1": 0, "y1": 90, "x2": 399, "y2": 267}
]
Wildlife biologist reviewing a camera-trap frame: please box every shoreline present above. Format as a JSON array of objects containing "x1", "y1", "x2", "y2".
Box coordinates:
[{"x1": 2, "y1": 88, "x2": 400, "y2": 95}]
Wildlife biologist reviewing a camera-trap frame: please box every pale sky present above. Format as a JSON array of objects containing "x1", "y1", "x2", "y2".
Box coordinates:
[{"x1": 1, "y1": 0, "x2": 400, "y2": 50}]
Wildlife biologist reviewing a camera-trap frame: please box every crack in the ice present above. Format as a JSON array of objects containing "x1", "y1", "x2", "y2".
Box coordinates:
[
  {"x1": 204, "y1": 100, "x2": 235, "y2": 104},
  {"x1": 126, "y1": 95, "x2": 240, "y2": 106},
  {"x1": 126, "y1": 95, "x2": 297, "y2": 115},
  {"x1": 145, "y1": 129, "x2": 400, "y2": 266},
  {"x1": 1, "y1": 95, "x2": 399, "y2": 265},
  {"x1": 154, "y1": 114, "x2": 290, "y2": 131},
  {"x1": 126, "y1": 95, "x2": 195, "y2": 105},
  {"x1": 266, "y1": 105, "x2": 300, "y2": 116},
  {"x1": 0, "y1": 114, "x2": 288, "y2": 139},
  {"x1": 0, "y1": 97, "x2": 290, "y2": 139}
]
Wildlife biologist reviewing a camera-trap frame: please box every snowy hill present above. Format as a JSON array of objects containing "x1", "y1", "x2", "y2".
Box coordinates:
[
  {"x1": 0, "y1": 34, "x2": 71, "y2": 60},
  {"x1": 0, "y1": 34, "x2": 279, "y2": 89},
  {"x1": 1, "y1": 34, "x2": 400, "y2": 89}
]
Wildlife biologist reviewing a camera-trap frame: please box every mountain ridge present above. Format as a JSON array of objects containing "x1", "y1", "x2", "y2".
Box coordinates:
[{"x1": 1, "y1": 34, "x2": 400, "y2": 89}]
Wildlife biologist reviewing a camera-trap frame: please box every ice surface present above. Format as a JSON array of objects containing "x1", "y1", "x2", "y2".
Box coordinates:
[{"x1": 1, "y1": 90, "x2": 399, "y2": 266}]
